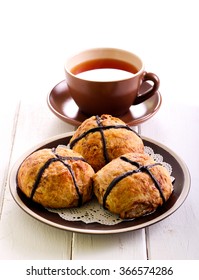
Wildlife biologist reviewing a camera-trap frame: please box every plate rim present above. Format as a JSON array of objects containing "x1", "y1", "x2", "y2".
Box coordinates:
[{"x1": 9, "y1": 132, "x2": 191, "y2": 234}]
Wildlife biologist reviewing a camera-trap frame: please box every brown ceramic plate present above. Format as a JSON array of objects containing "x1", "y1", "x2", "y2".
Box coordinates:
[
  {"x1": 47, "y1": 80, "x2": 162, "y2": 126},
  {"x1": 9, "y1": 132, "x2": 190, "y2": 234}
]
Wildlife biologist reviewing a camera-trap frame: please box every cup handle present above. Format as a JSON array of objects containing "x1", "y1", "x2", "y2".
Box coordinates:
[{"x1": 134, "y1": 72, "x2": 160, "y2": 105}]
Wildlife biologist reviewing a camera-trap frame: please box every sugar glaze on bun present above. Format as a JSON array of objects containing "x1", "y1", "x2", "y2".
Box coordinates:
[
  {"x1": 69, "y1": 114, "x2": 144, "y2": 171},
  {"x1": 93, "y1": 152, "x2": 173, "y2": 219},
  {"x1": 17, "y1": 146, "x2": 95, "y2": 208}
]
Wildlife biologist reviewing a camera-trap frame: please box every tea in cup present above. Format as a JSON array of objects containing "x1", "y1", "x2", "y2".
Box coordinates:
[{"x1": 64, "y1": 48, "x2": 160, "y2": 116}]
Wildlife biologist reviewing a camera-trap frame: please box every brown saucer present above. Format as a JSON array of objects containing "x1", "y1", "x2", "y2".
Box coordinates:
[{"x1": 47, "y1": 80, "x2": 162, "y2": 126}]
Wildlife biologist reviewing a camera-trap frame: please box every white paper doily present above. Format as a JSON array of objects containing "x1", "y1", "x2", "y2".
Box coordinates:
[
  {"x1": 47, "y1": 198, "x2": 123, "y2": 225},
  {"x1": 47, "y1": 146, "x2": 174, "y2": 225}
]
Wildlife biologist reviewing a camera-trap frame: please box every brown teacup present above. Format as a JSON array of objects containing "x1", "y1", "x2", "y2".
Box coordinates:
[{"x1": 64, "y1": 48, "x2": 160, "y2": 116}]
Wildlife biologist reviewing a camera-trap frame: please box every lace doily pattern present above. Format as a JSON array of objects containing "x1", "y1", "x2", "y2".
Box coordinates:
[
  {"x1": 47, "y1": 146, "x2": 174, "y2": 225},
  {"x1": 144, "y1": 146, "x2": 175, "y2": 183},
  {"x1": 47, "y1": 198, "x2": 123, "y2": 225}
]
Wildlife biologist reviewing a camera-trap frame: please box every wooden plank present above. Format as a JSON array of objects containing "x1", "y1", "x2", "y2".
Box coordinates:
[
  {"x1": 10, "y1": 98, "x2": 75, "y2": 163},
  {"x1": 0, "y1": 194, "x2": 72, "y2": 259},
  {"x1": 0, "y1": 99, "x2": 74, "y2": 259},
  {"x1": 0, "y1": 101, "x2": 19, "y2": 216},
  {"x1": 72, "y1": 230, "x2": 147, "y2": 260},
  {"x1": 141, "y1": 103, "x2": 199, "y2": 259}
]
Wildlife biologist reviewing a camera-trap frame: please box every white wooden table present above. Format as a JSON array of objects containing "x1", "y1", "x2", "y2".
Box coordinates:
[
  {"x1": 0, "y1": 0, "x2": 199, "y2": 262},
  {"x1": 0, "y1": 95, "x2": 198, "y2": 260}
]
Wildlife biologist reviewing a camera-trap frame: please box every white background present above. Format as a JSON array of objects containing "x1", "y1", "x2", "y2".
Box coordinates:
[{"x1": 1, "y1": 0, "x2": 199, "y2": 107}]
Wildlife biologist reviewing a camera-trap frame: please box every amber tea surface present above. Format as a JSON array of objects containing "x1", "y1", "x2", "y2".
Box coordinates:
[{"x1": 71, "y1": 58, "x2": 139, "y2": 81}]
